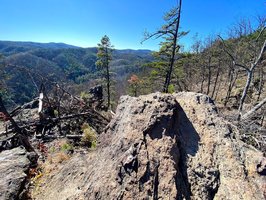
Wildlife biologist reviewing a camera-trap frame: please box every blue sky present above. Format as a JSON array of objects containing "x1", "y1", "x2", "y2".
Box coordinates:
[{"x1": 0, "y1": 0, "x2": 265, "y2": 50}]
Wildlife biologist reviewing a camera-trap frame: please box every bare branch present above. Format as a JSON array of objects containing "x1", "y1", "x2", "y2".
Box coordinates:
[
  {"x1": 6, "y1": 64, "x2": 84, "y2": 104},
  {"x1": 255, "y1": 26, "x2": 266, "y2": 42},
  {"x1": 234, "y1": 63, "x2": 249, "y2": 71},
  {"x1": 218, "y1": 35, "x2": 249, "y2": 71},
  {"x1": 252, "y1": 38, "x2": 266, "y2": 69}
]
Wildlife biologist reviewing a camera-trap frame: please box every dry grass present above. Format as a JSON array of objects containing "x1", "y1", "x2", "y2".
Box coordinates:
[
  {"x1": 48, "y1": 152, "x2": 70, "y2": 164},
  {"x1": 30, "y1": 139, "x2": 73, "y2": 197}
]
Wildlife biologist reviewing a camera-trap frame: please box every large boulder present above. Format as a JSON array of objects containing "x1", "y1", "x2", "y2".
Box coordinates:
[
  {"x1": 0, "y1": 147, "x2": 31, "y2": 200},
  {"x1": 174, "y1": 92, "x2": 265, "y2": 199},
  {"x1": 33, "y1": 92, "x2": 265, "y2": 200}
]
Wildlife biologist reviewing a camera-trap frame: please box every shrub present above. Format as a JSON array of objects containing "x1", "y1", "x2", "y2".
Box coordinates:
[
  {"x1": 81, "y1": 123, "x2": 97, "y2": 148},
  {"x1": 53, "y1": 109, "x2": 59, "y2": 117},
  {"x1": 49, "y1": 146, "x2": 56, "y2": 153},
  {"x1": 60, "y1": 142, "x2": 74, "y2": 152},
  {"x1": 80, "y1": 91, "x2": 91, "y2": 102},
  {"x1": 168, "y1": 84, "x2": 175, "y2": 94}
]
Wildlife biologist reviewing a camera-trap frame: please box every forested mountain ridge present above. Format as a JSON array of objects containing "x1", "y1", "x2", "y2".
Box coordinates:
[
  {"x1": 0, "y1": 41, "x2": 153, "y2": 107},
  {"x1": 0, "y1": 41, "x2": 80, "y2": 55}
]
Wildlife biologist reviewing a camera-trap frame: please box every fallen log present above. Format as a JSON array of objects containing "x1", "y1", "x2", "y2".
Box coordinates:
[
  {"x1": 0, "y1": 96, "x2": 35, "y2": 152},
  {"x1": 241, "y1": 97, "x2": 266, "y2": 121},
  {"x1": 0, "y1": 110, "x2": 109, "y2": 141},
  {"x1": 10, "y1": 98, "x2": 39, "y2": 117},
  {"x1": 35, "y1": 134, "x2": 83, "y2": 140}
]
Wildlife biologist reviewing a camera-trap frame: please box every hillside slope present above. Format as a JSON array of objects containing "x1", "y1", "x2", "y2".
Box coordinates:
[{"x1": 0, "y1": 41, "x2": 152, "y2": 107}]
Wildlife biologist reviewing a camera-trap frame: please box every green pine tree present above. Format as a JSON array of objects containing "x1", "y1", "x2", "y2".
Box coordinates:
[{"x1": 95, "y1": 35, "x2": 114, "y2": 110}]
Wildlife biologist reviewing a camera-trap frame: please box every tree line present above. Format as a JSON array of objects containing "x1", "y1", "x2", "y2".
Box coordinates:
[{"x1": 95, "y1": 0, "x2": 266, "y2": 124}]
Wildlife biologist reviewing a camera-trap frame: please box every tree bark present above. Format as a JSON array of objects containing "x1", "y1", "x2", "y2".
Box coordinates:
[
  {"x1": 241, "y1": 97, "x2": 266, "y2": 121},
  {"x1": 107, "y1": 64, "x2": 111, "y2": 110},
  {"x1": 214, "y1": 75, "x2": 222, "y2": 101},
  {"x1": 224, "y1": 66, "x2": 238, "y2": 106},
  {"x1": 237, "y1": 70, "x2": 252, "y2": 119},
  {"x1": 206, "y1": 57, "x2": 212, "y2": 95},
  {"x1": 257, "y1": 65, "x2": 264, "y2": 101},
  {"x1": 211, "y1": 67, "x2": 220, "y2": 99},
  {"x1": 200, "y1": 65, "x2": 205, "y2": 93}
]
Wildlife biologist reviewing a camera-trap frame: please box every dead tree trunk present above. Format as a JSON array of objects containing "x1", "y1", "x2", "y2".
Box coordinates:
[
  {"x1": 238, "y1": 70, "x2": 253, "y2": 118},
  {"x1": 200, "y1": 65, "x2": 205, "y2": 93},
  {"x1": 261, "y1": 112, "x2": 265, "y2": 126},
  {"x1": 0, "y1": 96, "x2": 35, "y2": 152},
  {"x1": 224, "y1": 66, "x2": 238, "y2": 106},
  {"x1": 106, "y1": 60, "x2": 111, "y2": 110},
  {"x1": 241, "y1": 97, "x2": 266, "y2": 120},
  {"x1": 206, "y1": 57, "x2": 212, "y2": 95},
  {"x1": 257, "y1": 65, "x2": 264, "y2": 101},
  {"x1": 211, "y1": 67, "x2": 221, "y2": 99},
  {"x1": 214, "y1": 75, "x2": 222, "y2": 101},
  {"x1": 237, "y1": 39, "x2": 266, "y2": 120},
  {"x1": 219, "y1": 34, "x2": 266, "y2": 119}
]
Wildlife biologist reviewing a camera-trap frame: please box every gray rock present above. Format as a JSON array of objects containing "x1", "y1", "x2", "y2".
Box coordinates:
[
  {"x1": 0, "y1": 147, "x2": 30, "y2": 200},
  {"x1": 32, "y1": 92, "x2": 266, "y2": 200},
  {"x1": 175, "y1": 92, "x2": 265, "y2": 199}
]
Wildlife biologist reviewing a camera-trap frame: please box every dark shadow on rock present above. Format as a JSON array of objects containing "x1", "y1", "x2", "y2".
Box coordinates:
[
  {"x1": 143, "y1": 101, "x2": 200, "y2": 199},
  {"x1": 177, "y1": 105, "x2": 200, "y2": 156},
  {"x1": 175, "y1": 104, "x2": 200, "y2": 200},
  {"x1": 145, "y1": 102, "x2": 185, "y2": 141},
  {"x1": 148, "y1": 114, "x2": 177, "y2": 140}
]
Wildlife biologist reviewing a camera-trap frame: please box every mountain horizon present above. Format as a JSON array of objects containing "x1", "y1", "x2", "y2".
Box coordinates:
[{"x1": 0, "y1": 40, "x2": 153, "y2": 51}]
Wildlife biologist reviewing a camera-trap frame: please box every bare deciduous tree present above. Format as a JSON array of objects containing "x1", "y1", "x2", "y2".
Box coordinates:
[{"x1": 219, "y1": 27, "x2": 266, "y2": 120}]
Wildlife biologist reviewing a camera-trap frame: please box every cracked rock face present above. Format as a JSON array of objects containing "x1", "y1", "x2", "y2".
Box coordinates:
[
  {"x1": 175, "y1": 92, "x2": 265, "y2": 199},
  {"x1": 33, "y1": 92, "x2": 266, "y2": 200},
  {"x1": 0, "y1": 147, "x2": 31, "y2": 200}
]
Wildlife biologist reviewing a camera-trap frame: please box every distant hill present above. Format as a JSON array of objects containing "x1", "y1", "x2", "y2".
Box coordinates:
[
  {"x1": 0, "y1": 41, "x2": 80, "y2": 49},
  {"x1": 0, "y1": 41, "x2": 153, "y2": 107},
  {"x1": 0, "y1": 41, "x2": 80, "y2": 56}
]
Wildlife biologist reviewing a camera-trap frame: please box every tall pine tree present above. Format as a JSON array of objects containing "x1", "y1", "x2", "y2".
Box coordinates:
[
  {"x1": 96, "y1": 35, "x2": 113, "y2": 110},
  {"x1": 142, "y1": 0, "x2": 187, "y2": 93}
]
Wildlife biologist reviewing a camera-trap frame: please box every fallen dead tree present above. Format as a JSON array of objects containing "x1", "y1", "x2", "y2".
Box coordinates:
[
  {"x1": 0, "y1": 96, "x2": 35, "y2": 152},
  {"x1": 241, "y1": 97, "x2": 266, "y2": 121},
  {"x1": 0, "y1": 81, "x2": 111, "y2": 151},
  {"x1": 0, "y1": 111, "x2": 109, "y2": 138}
]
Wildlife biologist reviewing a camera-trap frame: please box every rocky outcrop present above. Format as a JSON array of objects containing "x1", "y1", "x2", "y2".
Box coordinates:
[
  {"x1": 175, "y1": 92, "x2": 265, "y2": 199},
  {"x1": 33, "y1": 92, "x2": 265, "y2": 200},
  {"x1": 0, "y1": 147, "x2": 31, "y2": 200}
]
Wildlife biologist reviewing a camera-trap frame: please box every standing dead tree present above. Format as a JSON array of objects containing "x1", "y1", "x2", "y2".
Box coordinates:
[
  {"x1": 219, "y1": 27, "x2": 266, "y2": 120},
  {"x1": 224, "y1": 62, "x2": 239, "y2": 106}
]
